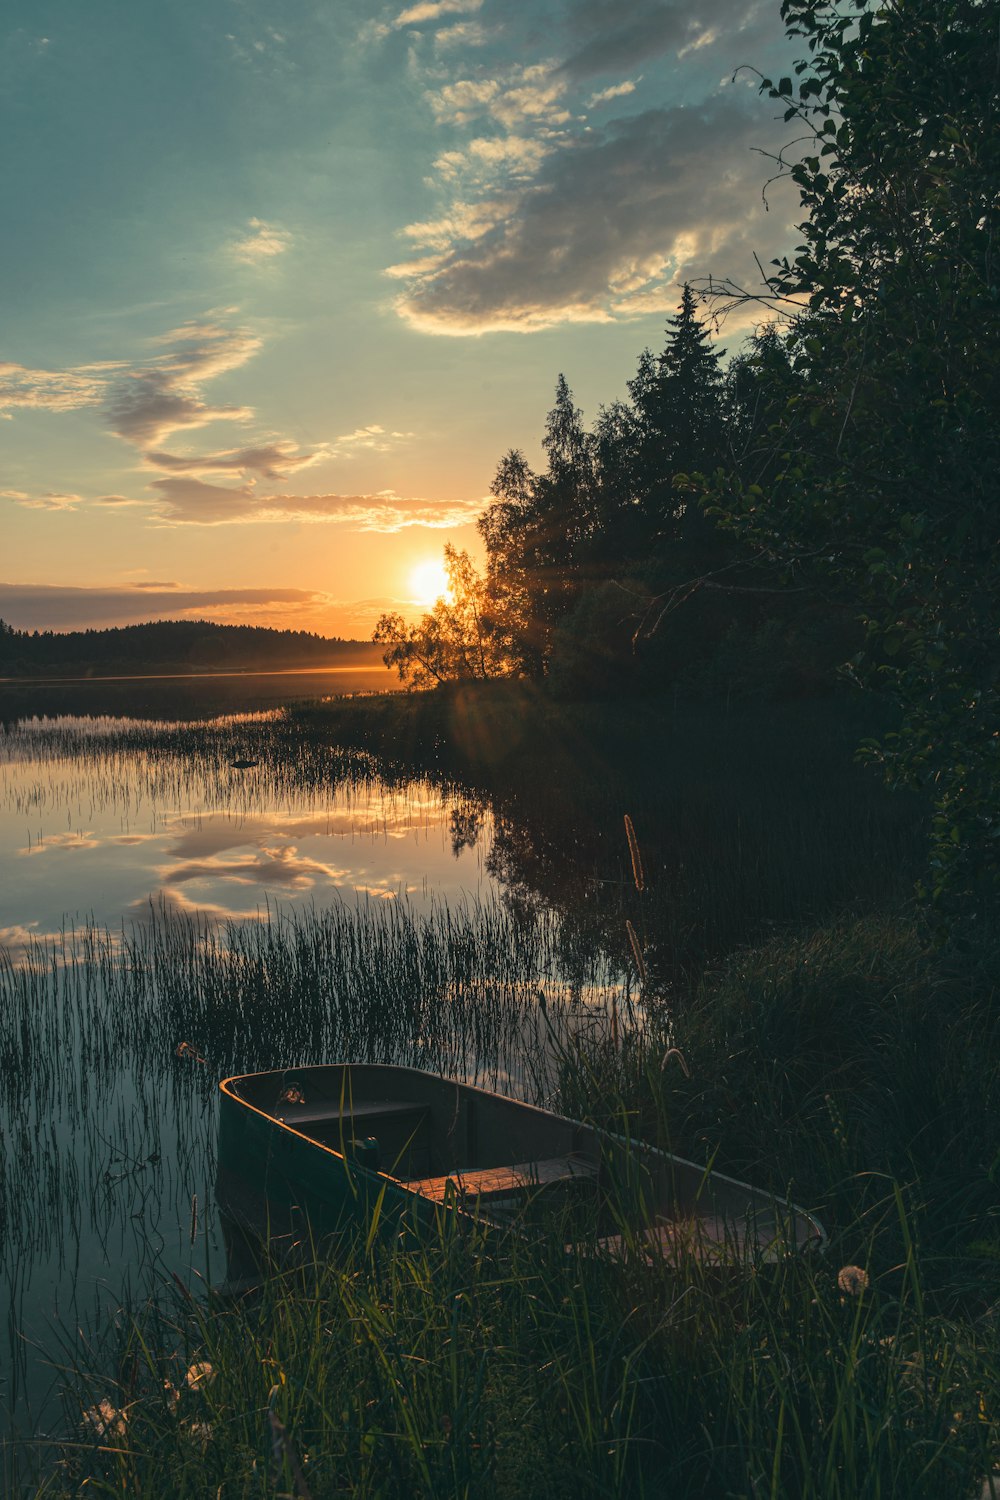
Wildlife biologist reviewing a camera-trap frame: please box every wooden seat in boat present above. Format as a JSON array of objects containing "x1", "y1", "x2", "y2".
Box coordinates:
[{"x1": 407, "y1": 1153, "x2": 597, "y2": 1204}]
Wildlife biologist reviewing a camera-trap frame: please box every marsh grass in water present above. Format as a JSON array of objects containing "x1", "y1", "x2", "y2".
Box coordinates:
[
  {"x1": 0, "y1": 894, "x2": 620, "y2": 1440},
  {"x1": 0, "y1": 711, "x2": 503, "y2": 946},
  {"x1": 7, "y1": 915, "x2": 1000, "y2": 1496}
]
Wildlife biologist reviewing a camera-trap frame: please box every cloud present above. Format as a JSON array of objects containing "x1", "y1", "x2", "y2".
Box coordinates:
[
  {"x1": 395, "y1": 0, "x2": 483, "y2": 26},
  {"x1": 378, "y1": 0, "x2": 796, "y2": 337},
  {"x1": 678, "y1": 27, "x2": 720, "y2": 58},
  {"x1": 588, "y1": 80, "x2": 638, "y2": 107},
  {"x1": 2, "y1": 311, "x2": 413, "y2": 518},
  {"x1": 432, "y1": 135, "x2": 551, "y2": 187},
  {"x1": 147, "y1": 475, "x2": 485, "y2": 530},
  {"x1": 429, "y1": 64, "x2": 571, "y2": 129},
  {"x1": 91, "y1": 495, "x2": 154, "y2": 508},
  {"x1": 558, "y1": 0, "x2": 767, "y2": 79},
  {"x1": 0, "y1": 582, "x2": 327, "y2": 632},
  {"x1": 434, "y1": 21, "x2": 489, "y2": 49},
  {"x1": 0, "y1": 317, "x2": 262, "y2": 452},
  {"x1": 141, "y1": 428, "x2": 410, "y2": 482},
  {"x1": 391, "y1": 98, "x2": 794, "y2": 333},
  {"x1": 229, "y1": 218, "x2": 293, "y2": 264},
  {"x1": 400, "y1": 198, "x2": 516, "y2": 252},
  {"x1": 0, "y1": 359, "x2": 110, "y2": 416},
  {"x1": 329, "y1": 425, "x2": 415, "y2": 456},
  {"x1": 143, "y1": 439, "x2": 327, "y2": 480},
  {"x1": 104, "y1": 318, "x2": 260, "y2": 447},
  {"x1": 0, "y1": 489, "x2": 83, "y2": 511}
]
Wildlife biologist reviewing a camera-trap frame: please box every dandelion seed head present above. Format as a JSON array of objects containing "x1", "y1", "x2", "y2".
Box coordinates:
[{"x1": 837, "y1": 1264, "x2": 870, "y2": 1295}]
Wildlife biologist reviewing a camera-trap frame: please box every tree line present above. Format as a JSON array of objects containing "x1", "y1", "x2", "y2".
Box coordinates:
[
  {"x1": 0, "y1": 619, "x2": 380, "y2": 677},
  {"x1": 377, "y1": 291, "x2": 853, "y2": 700},
  {"x1": 376, "y1": 0, "x2": 999, "y2": 927}
]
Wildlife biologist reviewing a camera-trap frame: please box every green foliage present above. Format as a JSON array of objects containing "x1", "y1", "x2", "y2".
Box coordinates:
[
  {"x1": 374, "y1": 545, "x2": 518, "y2": 688},
  {"x1": 708, "y1": 0, "x2": 1000, "y2": 928}
]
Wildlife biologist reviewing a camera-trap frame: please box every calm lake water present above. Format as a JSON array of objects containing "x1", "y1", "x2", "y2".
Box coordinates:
[
  {"x1": 0, "y1": 676, "x2": 622, "y2": 1446},
  {"x1": 0, "y1": 717, "x2": 493, "y2": 953}
]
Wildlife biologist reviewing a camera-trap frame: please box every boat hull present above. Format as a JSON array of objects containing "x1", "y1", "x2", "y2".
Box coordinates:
[{"x1": 216, "y1": 1063, "x2": 825, "y2": 1265}]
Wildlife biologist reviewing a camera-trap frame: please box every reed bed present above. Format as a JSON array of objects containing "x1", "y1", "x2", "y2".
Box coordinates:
[
  {"x1": 15, "y1": 937, "x2": 1000, "y2": 1500},
  {"x1": 0, "y1": 895, "x2": 618, "y2": 1438},
  {"x1": 6, "y1": 914, "x2": 1000, "y2": 1497}
]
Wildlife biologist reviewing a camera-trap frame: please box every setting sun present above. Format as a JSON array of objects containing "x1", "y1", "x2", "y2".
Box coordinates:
[{"x1": 409, "y1": 558, "x2": 451, "y2": 608}]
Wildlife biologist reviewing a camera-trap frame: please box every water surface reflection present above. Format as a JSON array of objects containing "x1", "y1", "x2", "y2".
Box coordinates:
[
  {"x1": 0, "y1": 712, "x2": 497, "y2": 952},
  {"x1": 0, "y1": 705, "x2": 628, "y2": 1445}
]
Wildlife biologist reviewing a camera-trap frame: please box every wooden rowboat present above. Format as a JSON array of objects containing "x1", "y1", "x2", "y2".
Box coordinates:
[{"x1": 216, "y1": 1063, "x2": 824, "y2": 1265}]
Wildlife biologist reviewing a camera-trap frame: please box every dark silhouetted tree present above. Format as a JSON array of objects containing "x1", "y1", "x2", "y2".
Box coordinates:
[
  {"x1": 627, "y1": 283, "x2": 726, "y2": 549},
  {"x1": 478, "y1": 376, "x2": 596, "y2": 675},
  {"x1": 708, "y1": 0, "x2": 1000, "y2": 925}
]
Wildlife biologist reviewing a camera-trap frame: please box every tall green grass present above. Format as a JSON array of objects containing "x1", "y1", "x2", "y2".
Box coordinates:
[
  {"x1": 8, "y1": 916, "x2": 1000, "y2": 1498},
  {"x1": 0, "y1": 894, "x2": 617, "y2": 1439}
]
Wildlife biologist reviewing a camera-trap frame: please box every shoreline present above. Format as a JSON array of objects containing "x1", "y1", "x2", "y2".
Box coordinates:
[{"x1": 0, "y1": 663, "x2": 395, "y2": 687}]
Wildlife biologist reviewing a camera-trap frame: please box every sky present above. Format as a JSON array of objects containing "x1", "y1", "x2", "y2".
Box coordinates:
[{"x1": 1, "y1": 0, "x2": 799, "y2": 639}]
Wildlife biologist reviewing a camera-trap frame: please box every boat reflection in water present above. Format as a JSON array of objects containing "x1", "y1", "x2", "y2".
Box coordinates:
[{"x1": 215, "y1": 1064, "x2": 824, "y2": 1282}]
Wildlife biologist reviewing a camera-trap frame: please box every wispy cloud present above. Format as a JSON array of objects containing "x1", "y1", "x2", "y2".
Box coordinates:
[
  {"x1": 434, "y1": 21, "x2": 489, "y2": 49},
  {"x1": 104, "y1": 318, "x2": 260, "y2": 447},
  {"x1": 588, "y1": 80, "x2": 638, "y2": 107},
  {"x1": 143, "y1": 440, "x2": 327, "y2": 481},
  {"x1": 0, "y1": 359, "x2": 112, "y2": 416},
  {"x1": 229, "y1": 218, "x2": 293, "y2": 264},
  {"x1": 1, "y1": 488, "x2": 83, "y2": 511},
  {"x1": 329, "y1": 425, "x2": 414, "y2": 457},
  {"x1": 2, "y1": 313, "x2": 415, "y2": 516},
  {"x1": 147, "y1": 475, "x2": 485, "y2": 530},
  {"x1": 394, "y1": 0, "x2": 483, "y2": 27}
]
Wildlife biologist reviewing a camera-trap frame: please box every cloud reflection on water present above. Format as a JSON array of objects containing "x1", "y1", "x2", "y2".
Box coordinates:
[{"x1": 1, "y1": 715, "x2": 492, "y2": 943}]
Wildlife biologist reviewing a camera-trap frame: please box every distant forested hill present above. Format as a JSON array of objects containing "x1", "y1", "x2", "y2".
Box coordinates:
[{"x1": 0, "y1": 618, "x2": 386, "y2": 678}]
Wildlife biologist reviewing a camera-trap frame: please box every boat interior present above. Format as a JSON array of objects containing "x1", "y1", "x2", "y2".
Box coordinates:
[{"x1": 224, "y1": 1064, "x2": 820, "y2": 1258}]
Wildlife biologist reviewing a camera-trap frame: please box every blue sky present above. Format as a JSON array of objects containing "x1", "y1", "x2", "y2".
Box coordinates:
[{"x1": 1, "y1": 0, "x2": 797, "y2": 637}]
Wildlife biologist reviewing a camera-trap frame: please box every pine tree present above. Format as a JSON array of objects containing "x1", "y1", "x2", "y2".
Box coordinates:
[
  {"x1": 478, "y1": 376, "x2": 595, "y2": 675},
  {"x1": 626, "y1": 284, "x2": 725, "y2": 548}
]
